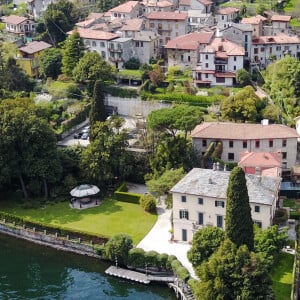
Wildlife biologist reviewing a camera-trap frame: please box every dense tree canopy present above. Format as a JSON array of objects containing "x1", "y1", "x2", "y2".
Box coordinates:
[
  {"x1": 226, "y1": 166, "x2": 254, "y2": 250},
  {"x1": 236, "y1": 68, "x2": 252, "y2": 87},
  {"x1": 195, "y1": 239, "x2": 274, "y2": 300},
  {"x1": 221, "y1": 86, "x2": 266, "y2": 122},
  {"x1": 39, "y1": 48, "x2": 63, "y2": 79}
]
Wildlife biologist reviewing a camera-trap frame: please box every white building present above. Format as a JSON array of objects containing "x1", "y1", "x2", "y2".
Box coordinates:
[
  {"x1": 109, "y1": 1, "x2": 142, "y2": 20},
  {"x1": 187, "y1": 10, "x2": 215, "y2": 32},
  {"x1": 193, "y1": 37, "x2": 244, "y2": 87},
  {"x1": 171, "y1": 168, "x2": 281, "y2": 242},
  {"x1": 3, "y1": 15, "x2": 36, "y2": 36},
  {"x1": 215, "y1": 7, "x2": 239, "y2": 23},
  {"x1": 191, "y1": 122, "x2": 299, "y2": 169}
]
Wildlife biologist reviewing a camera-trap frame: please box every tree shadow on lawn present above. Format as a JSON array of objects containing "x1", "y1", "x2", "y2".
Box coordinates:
[{"x1": 272, "y1": 281, "x2": 292, "y2": 300}]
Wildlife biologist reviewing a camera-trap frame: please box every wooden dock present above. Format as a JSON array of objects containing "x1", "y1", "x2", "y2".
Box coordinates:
[{"x1": 105, "y1": 266, "x2": 175, "y2": 285}]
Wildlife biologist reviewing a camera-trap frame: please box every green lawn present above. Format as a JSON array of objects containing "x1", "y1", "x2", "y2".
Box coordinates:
[
  {"x1": 271, "y1": 252, "x2": 294, "y2": 300},
  {"x1": 0, "y1": 199, "x2": 157, "y2": 245}
]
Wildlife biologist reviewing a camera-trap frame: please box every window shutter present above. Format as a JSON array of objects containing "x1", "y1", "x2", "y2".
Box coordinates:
[
  {"x1": 215, "y1": 201, "x2": 217, "y2": 207},
  {"x1": 222, "y1": 202, "x2": 225, "y2": 208}
]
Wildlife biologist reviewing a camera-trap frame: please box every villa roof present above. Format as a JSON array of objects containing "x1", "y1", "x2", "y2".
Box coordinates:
[
  {"x1": 202, "y1": 37, "x2": 245, "y2": 56},
  {"x1": 271, "y1": 15, "x2": 291, "y2": 22},
  {"x1": 241, "y1": 15, "x2": 267, "y2": 25},
  {"x1": 109, "y1": 1, "x2": 140, "y2": 13},
  {"x1": 191, "y1": 122, "x2": 299, "y2": 140},
  {"x1": 143, "y1": 0, "x2": 173, "y2": 7},
  {"x1": 198, "y1": 0, "x2": 213, "y2": 5},
  {"x1": 146, "y1": 11, "x2": 188, "y2": 20},
  {"x1": 120, "y1": 18, "x2": 144, "y2": 31},
  {"x1": 239, "y1": 152, "x2": 282, "y2": 168},
  {"x1": 216, "y1": 7, "x2": 239, "y2": 15},
  {"x1": 165, "y1": 31, "x2": 214, "y2": 50},
  {"x1": 19, "y1": 41, "x2": 52, "y2": 54},
  {"x1": 179, "y1": 0, "x2": 190, "y2": 5},
  {"x1": 170, "y1": 168, "x2": 280, "y2": 205},
  {"x1": 252, "y1": 33, "x2": 300, "y2": 45},
  {"x1": 68, "y1": 28, "x2": 119, "y2": 40},
  {"x1": 4, "y1": 15, "x2": 30, "y2": 25}
]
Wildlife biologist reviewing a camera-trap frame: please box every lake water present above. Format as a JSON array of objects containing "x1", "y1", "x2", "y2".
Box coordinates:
[{"x1": 0, "y1": 233, "x2": 176, "y2": 300}]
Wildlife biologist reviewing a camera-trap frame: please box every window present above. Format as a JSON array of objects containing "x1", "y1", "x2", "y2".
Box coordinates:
[
  {"x1": 222, "y1": 15, "x2": 224, "y2": 20},
  {"x1": 243, "y1": 141, "x2": 247, "y2": 148},
  {"x1": 245, "y1": 35, "x2": 248, "y2": 42},
  {"x1": 92, "y1": 41, "x2": 96, "y2": 47},
  {"x1": 233, "y1": 66, "x2": 236, "y2": 71},
  {"x1": 202, "y1": 139, "x2": 207, "y2": 147},
  {"x1": 182, "y1": 229, "x2": 187, "y2": 241},
  {"x1": 205, "y1": 54, "x2": 208, "y2": 60},
  {"x1": 179, "y1": 210, "x2": 189, "y2": 219},
  {"x1": 150, "y1": 23, "x2": 154, "y2": 28},
  {"x1": 205, "y1": 74, "x2": 208, "y2": 78},
  {"x1": 269, "y1": 140, "x2": 273, "y2": 147},
  {"x1": 188, "y1": 56, "x2": 190, "y2": 62},
  {"x1": 254, "y1": 205, "x2": 260, "y2": 213},
  {"x1": 269, "y1": 47, "x2": 272, "y2": 54},
  {"x1": 205, "y1": 63, "x2": 208, "y2": 68},
  {"x1": 215, "y1": 200, "x2": 225, "y2": 208},
  {"x1": 234, "y1": 56, "x2": 236, "y2": 61},
  {"x1": 181, "y1": 195, "x2": 186, "y2": 202},
  {"x1": 254, "y1": 48, "x2": 258, "y2": 54},
  {"x1": 198, "y1": 198, "x2": 203, "y2": 205},
  {"x1": 198, "y1": 212, "x2": 204, "y2": 225},
  {"x1": 217, "y1": 215, "x2": 223, "y2": 228},
  {"x1": 228, "y1": 153, "x2": 234, "y2": 160},
  {"x1": 282, "y1": 139, "x2": 287, "y2": 147},
  {"x1": 255, "y1": 140, "x2": 260, "y2": 148},
  {"x1": 261, "y1": 47, "x2": 265, "y2": 52},
  {"x1": 181, "y1": 55, "x2": 184, "y2": 61},
  {"x1": 136, "y1": 41, "x2": 139, "y2": 47},
  {"x1": 282, "y1": 152, "x2": 287, "y2": 159},
  {"x1": 276, "y1": 46, "x2": 281, "y2": 51},
  {"x1": 229, "y1": 140, "x2": 233, "y2": 148},
  {"x1": 100, "y1": 41, "x2": 105, "y2": 47},
  {"x1": 216, "y1": 77, "x2": 225, "y2": 83},
  {"x1": 254, "y1": 220, "x2": 262, "y2": 228},
  {"x1": 101, "y1": 51, "x2": 106, "y2": 59}
]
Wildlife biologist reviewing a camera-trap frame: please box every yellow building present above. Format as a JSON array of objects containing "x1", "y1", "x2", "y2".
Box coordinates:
[{"x1": 16, "y1": 41, "x2": 52, "y2": 77}]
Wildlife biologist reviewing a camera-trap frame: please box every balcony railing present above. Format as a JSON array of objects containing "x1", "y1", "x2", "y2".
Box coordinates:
[{"x1": 109, "y1": 47, "x2": 122, "y2": 53}]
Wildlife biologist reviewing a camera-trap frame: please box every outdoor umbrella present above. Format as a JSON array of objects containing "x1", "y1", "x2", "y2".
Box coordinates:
[{"x1": 70, "y1": 184, "x2": 100, "y2": 198}]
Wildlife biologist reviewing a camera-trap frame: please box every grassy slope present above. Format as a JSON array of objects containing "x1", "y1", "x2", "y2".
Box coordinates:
[
  {"x1": 0, "y1": 199, "x2": 157, "y2": 245},
  {"x1": 271, "y1": 252, "x2": 294, "y2": 300}
]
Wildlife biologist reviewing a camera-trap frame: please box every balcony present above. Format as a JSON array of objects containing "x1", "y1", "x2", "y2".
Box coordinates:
[
  {"x1": 109, "y1": 47, "x2": 122, "y2": 53},
  {"x1": 214, "y1": 59, "x2": 227, "y2": 65},
  {"x1": 191, "y1": 222, "x2": 204, "y2": 231}
]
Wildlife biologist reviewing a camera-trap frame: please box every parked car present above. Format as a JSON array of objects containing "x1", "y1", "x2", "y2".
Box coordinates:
[
  {"x1": 81, "y1": 132, "x2": 89, "y2": 140},
  {"x1": 74, "y1": 132, "x2": 83, "y2": 139}
]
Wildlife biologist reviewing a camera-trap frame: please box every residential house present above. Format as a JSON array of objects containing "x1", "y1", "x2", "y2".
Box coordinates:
[
  {"x1": 251, "y1": 33, "x2": 300, "y2": 68},
  {"x1": 16, "y1": 41, "x2": 52, "y2": 77},
  {"x1": 178, "y1": 0, "x2": 191, "y2": 11},
  {"x1": 193, "y1": 37, "x2": 244, "y2": 87},
  {"x1": 75, "y1": 13, "x2": 105, "y2": 29},
  {"x1": 132, "y1": 31, "x2": 160, "y2": 64},
  {"x1": 145, "y1": 11, "x2": 188, "y2": 48},
  {"x1": 69, "y1": 28, "x2": 119, "y2": 61},
  {"x1": 165, "y1": 31, "x2": 214, "y2": 68},
  {"x1": 141, "y1": 0, "x2": 174, "y2": 14},
  {"x1": 241, "y1": 15, "x2": 267, "y2": 38},
  {"x1": 263, "y1": 15, "x2": 292, "y2": 36},
  {"x1": 239, "y1": 151, "x2": 282, "y2": 177},
  {"x1": 191, "y1": 121, "x2": 299, "y2": 169},
  {"x1": 190, "y1": 0, "x2": 212, "y2": 13},
  {"x1": 108, "y1": 37, "x2": 132, "y2": 69},
  {"x1": 217, "y1": 23, "x2": 252, "y2": 60},
  {"x1": 109, "y1": 1, "x2": 142, "y2": 20},
  {"x1": 4, "y1": 15, "x2": 36, "y2": 37},
  {"x1": 118, "y1": 18, "x2": 145, "y2": 38},
  {"x1": 215, "y1": 7, "x2": 239, "y2": 23},
  {"x1": 187, "y1": 10, "x2": 215, "y2": 32},
  {"x1": 171, "y1": 167, "x2": 281, "y2": 242}
]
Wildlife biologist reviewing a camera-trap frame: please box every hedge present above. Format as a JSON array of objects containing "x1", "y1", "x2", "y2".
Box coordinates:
[
  {"x1": 0, "y1": 211, "x2": 108, "y2": 245},
  {"x1": 104, "y1": 86, "x2": 138, "y2": 98},
  {"x1": 114, "y1": 182, "x2": 141, "y2": 204},
  {"x1": 140, "y1": 91, "x2": 223, "y2": 107}
]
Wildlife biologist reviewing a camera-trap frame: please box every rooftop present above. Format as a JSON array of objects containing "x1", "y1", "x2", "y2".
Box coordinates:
[
  {"x1": 239, "y1": 151, "x2": 282, "y2": 168},
  {"x1": 191, "y1": 122, "x2": 299, "y2": 140},
  {"x1": 19, "y1": 41, "x2": 52, "y2": 54},
  {"x1": 68, "y1": 28, "x2": 119, "y2": 40},
  {"x1": 110, "y1": 1, "x2": 140, "y2": 13},
  {"x1": 202, "y1": 37, "x2": 245, "y2": 56},
  {"x1": 120, "y1": 18, "x2": 144, "y2": 31},
  {"x1": 216, "y1": 7, "x2": 239, "y2": 15},
  {"x1": 143, "y1": 0, "x2": 173, "y2": 7},
  {"x1": 271, "y1": 15, "x2": 291, "y2": 22},
  {"x1": 241, "y1": 15, "x2": 267, "y2": 25},
  {"x1": 4, "y1": 15, "x2": 29, "y2": 25},
  {"x1": 165, "y1": 31, "x2": 214, "y2": 50},
  {"x1": 170, "y1": 168, "x2": 280, "y2": 205},
  {"x1": 146, "y1": 11, "x2": 188, "y2": 20},
  {"x1": 252, "y1": 33, "x2": 300, "y2": 44}
]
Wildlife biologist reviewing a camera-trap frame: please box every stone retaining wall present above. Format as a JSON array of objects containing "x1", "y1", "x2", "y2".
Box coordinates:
[{"x1": 0, "y1": 222, "x2": 100, "y2": 258}]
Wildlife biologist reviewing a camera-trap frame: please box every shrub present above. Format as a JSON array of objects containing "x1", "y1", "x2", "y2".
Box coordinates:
[
  {"x1": 139, "y1": 194, "x2": 156, "y2": 212},
  {"x1": 166, "y1": 255, "x2": 177, "y2": 270},
  {"x1": 157, "y1": 253, "x2": 169, "y2": 270},
  {"x1": 273, "y1": 208, "x2": 289, "y2": 224},
  {"x1": 145, "y1": 250, "x2": 160, "y2": 267},
  {"x1": 114, "y1": 191, "x2": 141, "y2": 204},
  {"x1": 171, "y1": 259, "x2": 190, "y2": 282},
  {"x1": 128, "y1": 247, "x2": 146, "y2": 268},
  {"x1": 124, "y1": 58, "x2": 140, "y2": 70},
  {"x1": 104, "y1": 85, "x2": 138, "y2": 98},
  {"x1": 94, "y1": 244, "x2": 105, "y2": 256}
]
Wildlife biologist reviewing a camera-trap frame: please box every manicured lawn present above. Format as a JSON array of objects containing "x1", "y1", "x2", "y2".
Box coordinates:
[
  {"x1": 271, "y1": 252, "x2": 294, "y2": 300},
  {"x1": 0, "y1": 199, "x2": 157, "y2": 245}
]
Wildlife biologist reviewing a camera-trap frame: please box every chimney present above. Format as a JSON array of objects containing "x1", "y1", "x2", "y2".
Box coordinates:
[
  {"x1": 255, "y1": 166, "x2": 262, "y2": 183},
  {"x1": 261, "y1": 119, "x2": 269, "y2": 126}
]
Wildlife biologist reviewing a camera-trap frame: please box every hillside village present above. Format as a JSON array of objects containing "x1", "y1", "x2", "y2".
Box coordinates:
[{"x1": 1, "y1": 0, "x2": 300, "y2": 299}]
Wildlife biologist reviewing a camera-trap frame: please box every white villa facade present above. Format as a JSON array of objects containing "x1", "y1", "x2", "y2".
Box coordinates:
[{"x1": 171, "y1": 168, "x2": 281, "y2": 242}]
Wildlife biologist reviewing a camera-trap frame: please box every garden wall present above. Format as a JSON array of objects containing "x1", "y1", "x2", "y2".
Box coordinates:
[
  {"x1": 106, "y1": 96, "x2": 170, "y2": 117},
  {"x1": 0, "y1": 222, "x2": 100, "y2": 258}
]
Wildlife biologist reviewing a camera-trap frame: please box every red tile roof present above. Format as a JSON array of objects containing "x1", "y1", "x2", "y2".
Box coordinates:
[
  {"x1": 198, "y1": 0, "x2": 213, "y2": 5},
  {"x1": 165, "y1": 31, "x2": 214, "y2": 50},
  {"x1": 191, "y1": 122, "x2": 299, "y2": 140},
  {"x1": 241, "y1": 15, "x2": 267, "y2": 25},
  {"x1": 143, "y1": 0, "x2": 173, "y2": 7},
  {"x1": 120, "y1": 18, "x2": 144, "y2": 31},
  {"x1": 202, "y1": 37, "x2": 245, "y2": 56},
  {"x1": 110, "y1": 1, "x2": 140, "y2": 13},
  {"x1": 68, "y1": 28, "x2": 119, "y2": 40},
  {"x1": 4, "y1": 15, "x2": 29, "y2": 25},
  {"x1": 216, "y1": 7, "x2": 239, "y2": 15},
  {"x1": 19, "y1": 41, "x2": 52, "y2": 54},
  {"x1": 252, "y1": 33, "x2": 300, "y2": 45},
  {"x1": 271, "y1": 15, "x2": 291, "y2": 22},
  {"x1": 146, "y1": 11, "x2": 188, "y2": 20},
  {"x1": 239, "y1": 151, "x2": 282, "y2": 168}
]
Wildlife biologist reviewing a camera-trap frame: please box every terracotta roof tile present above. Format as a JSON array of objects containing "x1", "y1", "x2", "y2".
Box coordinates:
[
  {"x1": 216, "y1": 7, "x2": 239, "y2": 15},
  {"x1": 198, "y1": 0, "x2": 213, "y2": 5},
  {"x1": 165, "y1": 31, "x2": 214, "y2": 50},
  {"x1": 271, "y1": 15, "x2": 291, "y2": 22},
  {"x1": 19, "y1": 41, "x2": 52, "y2": 54},
  {"x1": 146, "y1": 11, "x2": 188, "y2": 20},
  {"x1": 179, "y1": 0, "x2": 190, "y2": 5},
  {"x1": 4, "y1": 15, "x2": 29, "y2": 25},
  {"x1": 110, "y1": 1, "x2": 140, "y2": 13},
  {"x1": 239, "y1": 152, "x2": 282, "y2": 168},
  {"x1": 202, "y1": 37, "x2": 245, "y2": 56},
  {"x1": 87, "y1": 13, "x2": 104, "y2": 20},
  {"x1": 68, "y1": 28, "x2": 119, "y2": 40},
  {"x1": 120, "y1": 18, "x2": 144, "y2": 31},
  {"x1": 252, "y1": 33, "x2": 300, "y2": 45},
  {"x1": 143, "y1": 0, "x2": 173, "y2": 7},
  {"x1": 191, "y1": 122, "x2": 299, "y2": 140},
  {"x1": 241, "y1": 15, "x2": 267, "y2": 25}
]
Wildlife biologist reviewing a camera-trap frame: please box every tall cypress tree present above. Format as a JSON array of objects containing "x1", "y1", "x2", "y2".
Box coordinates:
[
  {"x1": 225, "y1": 166, "x2": 254, "y2": 250},
  {"x1": 89, "y1": 80, "x2": 106, "y2": 141},
  {"x1": 62, "y1": 30, "x2": 85, "y2": 77}
]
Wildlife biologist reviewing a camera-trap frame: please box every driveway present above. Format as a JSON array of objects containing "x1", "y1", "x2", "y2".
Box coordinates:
[{"x1": 137, "y1": 203, "x2": 196, "y2": 278}]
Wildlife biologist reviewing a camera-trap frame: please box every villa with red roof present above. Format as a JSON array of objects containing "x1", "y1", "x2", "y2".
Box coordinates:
[
  {"x1": 165, "y1": 31, "x2": 214, "y2": 68},
  {"x1": 4, "y1": 15, "x2": 36, "y2": 36},
  {"x1": 145, "y1": 12, "x2": 188, "y2": 46},
  {"x1": 241, "y1": 15, "x2": 267, "y2": 37},
  {"x1": 191, "y1": 121, "x2": 299, "y2": 169},
  {"x1": 193, "y1": 37, "x2": 244, "y2": 87},
  {"x1": 108, "y1": 1, "x2": 142, "y2": 20},
  {"x1": 215, "y1": 7, "x2": 239, "y2": 23}
]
